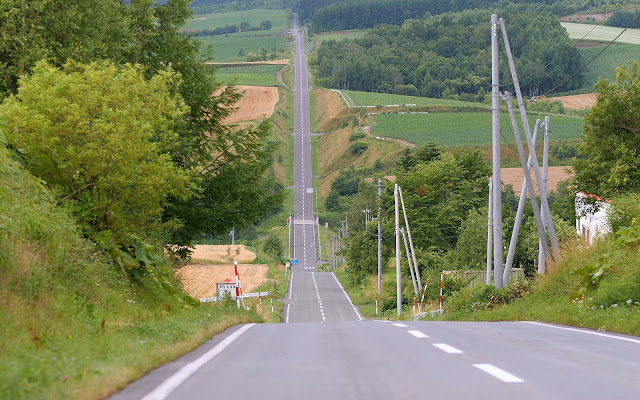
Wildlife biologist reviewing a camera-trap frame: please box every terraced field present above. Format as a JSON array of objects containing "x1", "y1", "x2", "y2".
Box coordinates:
[{"x1": 370, "y1": 112, "x2": 584, "y2": 147}]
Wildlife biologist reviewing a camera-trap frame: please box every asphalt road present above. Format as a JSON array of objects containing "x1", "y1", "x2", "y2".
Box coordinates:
[
  {"x1": 286, "y1": 16, "x2": 359, "y2": 323},
  {"x1": 112, "y1": 320, "x2": 640, "y2": 400}
]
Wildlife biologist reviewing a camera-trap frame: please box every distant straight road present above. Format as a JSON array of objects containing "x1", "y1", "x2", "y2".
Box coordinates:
[{"x1": 287, "y1": 15, "x2": 360, "y2": 323}]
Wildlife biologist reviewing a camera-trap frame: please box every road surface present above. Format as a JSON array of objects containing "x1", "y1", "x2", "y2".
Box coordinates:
[{"x1": 111, "y1": 320, "x2": 640, "y2": 399}]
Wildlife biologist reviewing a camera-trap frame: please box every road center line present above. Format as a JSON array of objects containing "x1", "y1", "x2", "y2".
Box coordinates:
[
  {"x1": 408, "y1": 330, "x2": 429, "y2": 338},
  {"x1": 433, "y1": 343, "x2": 463, "y2": 354},
  {"x1": 141, "y1": 324, "x2": 255, "y2": 400},
  {"x1": 473, "y1": 364, "x2": 524, "y2": 383}
]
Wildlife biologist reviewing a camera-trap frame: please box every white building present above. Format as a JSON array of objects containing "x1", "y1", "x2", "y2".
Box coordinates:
[{"x1": 575, "y1": 192, "x2": 611, "y2": 244}]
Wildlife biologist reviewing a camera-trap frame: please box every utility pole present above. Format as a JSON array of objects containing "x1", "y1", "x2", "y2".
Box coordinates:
[
  {"x1": 377, "y1": 179, "x2": 382, "y2": 295},
  {"x1": 486, "y1": 178, "x2": 493, "y2": 285},
  {"x1": 230, "y1": 228, "x2": 235, "y2": 245},
  {"x1": 398, "y1": 186, "x2": 422, "y2": 291},
  {"x1": 395, "y1": 184, "x2": 401, "y2": 317},
  {"x1": 288, "y1": 213, "x2": 292, "y2": 260},
  {"x1": 491, "y1": 14, "x2": 504, "y2": 288},
  {"x1": 503, "y1": 119, "x2": 542, "y2": 282},
  {"x1": 539, "y1": 116, "x2": 550, "y2": 274},
  {"x1": 317, "y1": 216, "x2": 321, "y2": 262},
  {"x1": 401, "y1": 228, "x2": 419, "y2": 296},
  {"x1": 499, "y1": 18, "x2": 559, "y2": 258}
]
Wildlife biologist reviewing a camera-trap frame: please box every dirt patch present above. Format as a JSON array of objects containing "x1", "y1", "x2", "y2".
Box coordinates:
[
  {"x1": 501, "y1": 166, "x2": 573, "y2": 195},
  {"x1": 559, "y1": 12, "x2": 612, "y2": 23},
  {"x1": 220, "y1": 85, "x2": 280, "y2": 123},
  {"x1": 549, "y1": 94, "x2": 597, "y2": 110},
  {"x1": 176, "y1": 263, "x2": 269, "y2": 299},
  {"x1": 190, "y1": 245, "x2": 256, "y2": 264},
  {"x1": 190, "y1": 17, "x2": 207, "y2": 21}
]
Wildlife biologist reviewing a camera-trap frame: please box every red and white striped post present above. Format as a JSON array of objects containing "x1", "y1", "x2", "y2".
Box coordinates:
[
  {"x1": 375, "y1": 293, "x2": 378, "y2": 315},
  {"x1": 419, "y1": 279, "x2": 429, "y2": 313},
  {"x1": 234, "y1": 261, "x2": 240, "y2": 309},
  {"x1": 439, "y1": 271, "x2": 444, "y2": 310},
  {"x1": 412, "y1": 296, "x2": 416, "y2": 313},
  {"x1": 270, "y1": 293, "x2": 274, "y2": 313}
]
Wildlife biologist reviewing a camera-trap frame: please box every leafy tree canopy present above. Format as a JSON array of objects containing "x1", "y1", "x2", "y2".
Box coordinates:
[{"x1": 574, "y1": 63, "x2": 640, "y2": 198}]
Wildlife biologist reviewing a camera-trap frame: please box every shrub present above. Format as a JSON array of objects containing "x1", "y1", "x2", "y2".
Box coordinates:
[
  {"x1": 349, "y1": 132, "x2": 365, "y2": 141},
  {"x1": 349, "y1": 142, "x2": 368, "y2": 154}
]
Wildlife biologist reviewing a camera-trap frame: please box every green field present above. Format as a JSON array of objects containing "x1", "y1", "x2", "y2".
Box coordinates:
[
  {"x1": 579, "y1": 43, "x2": 640, "y2": 88},
  {"x1": 214, "y1": 65, "x2": 282, "y2": 86},
  {"x1": 313, "y1": 30, "x2": 368, "y2": 45},
  {"x1": 371, "y1": 112, "x2": 584, "y2": 147},
  {"x1": 199, "y1": 34, "x2": 286, "y2": 62},
  {"x1": 561, "y1": 22, "x2": 640, "y2": 44},
  {"x1": 184, "y1": 9, "x2": 288, "y2": 36},
  {"x1": 343, "y1": 90, "x2": 484, "y2": 108}
]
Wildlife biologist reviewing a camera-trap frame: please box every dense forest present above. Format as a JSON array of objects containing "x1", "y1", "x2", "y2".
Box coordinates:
[
  {"x1": 310, "y1": 9, "x2": 583, "y2": 99},
  {"x1": 297, "y1": 0, "x2": 630, "y2": 31}
]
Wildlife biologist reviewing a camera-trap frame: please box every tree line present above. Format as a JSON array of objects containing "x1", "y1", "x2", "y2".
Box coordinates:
[
  {"x1": 310, "y1": 9, "x2": 584, "y2": 100},
  {"x1": 0, "y1": 0, "x2": 283, "y2": 269},
  {"x1": 188, "y1": 20, "x2": 273, "y2": 37}
]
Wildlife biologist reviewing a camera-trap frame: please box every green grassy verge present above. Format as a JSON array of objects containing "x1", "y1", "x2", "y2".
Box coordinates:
[
  {"x1": 215, "y1": 65, "x2": 281, "y2": 86},
  {"x1": 578, "y1": 43, "x2": 640, "y2": 88},
  {"x1": 184, "y1": 9, "x2": 288, "y2": 35},
  {"x1": 370, "y1": 111, "x2": 584, "y2": 147},
  {"x1": 561, "y1": 22, "x2": 640, "y2": 44},
  {"x1": 344, "y1": 90, "x2": 484, "y2": 108}
]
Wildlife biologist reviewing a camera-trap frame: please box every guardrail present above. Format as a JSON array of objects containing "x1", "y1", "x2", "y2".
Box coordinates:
[{"x1": 199, "y1": 291, "x2": 272, "y2": 303}]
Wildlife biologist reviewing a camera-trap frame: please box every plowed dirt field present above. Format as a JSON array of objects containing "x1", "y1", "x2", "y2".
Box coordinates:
[{"x1": 223, "y1": 85, "x2": 279, "y2": 123}]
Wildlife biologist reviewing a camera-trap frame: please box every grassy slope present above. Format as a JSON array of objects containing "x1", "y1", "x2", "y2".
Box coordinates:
[
  {"x1": 370, "y1": 112, "x2": 584, "y2": 147},
  {"x1": 343, "y1": 90, "x2": 484, "y2": 108},
  {"x1": 312, "y1": 30, "x2": 368, "y2": 46},
  {"x1": 0, "y1": 132, "x2": 267, "y2": 399}
]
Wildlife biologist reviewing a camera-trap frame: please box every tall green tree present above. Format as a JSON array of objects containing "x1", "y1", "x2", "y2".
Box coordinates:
[
  {"x1": 0, "y1": 61, "x2": 192, "y2": 239},
  {"x1": 574, "y1": 63, "x2": 640, "y2": 198}
]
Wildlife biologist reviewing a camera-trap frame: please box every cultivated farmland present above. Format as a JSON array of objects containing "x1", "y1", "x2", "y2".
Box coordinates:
[
  {"x1": 561, "y1": 22, "x2": 640, "y2": 44},
  {"x1": 215, "y1": 65, "x2": 282, "y2": 86},
  {"x1": 185, "y1": 9, "x2": 288, "y2": 35},
  {"x1": 370, "y1": 112, "x2": 584, "y2": 147},
  {"x1": 342, "y1": 90, "x2": 484, "y2": 108},
  {"x1": 578, "y1": 43, "x2": 640, "y2": 88},
  {"x1": 199, "y1": 34, "x2": 286, "y2": 62},
  {"x1": 313, "y1": 30, "x2": 368, "y2": 45}
]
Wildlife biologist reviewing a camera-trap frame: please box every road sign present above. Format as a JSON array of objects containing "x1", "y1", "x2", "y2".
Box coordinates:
[
  {"x1": 217, "y1": 282, "x2": 237, "y2": 298},
  {"x1": 306, "y1": 187, "x2": 314, "y2": 194},
  {"x1": 291, "y1": 259, "x2": 299, "y2": 265}
]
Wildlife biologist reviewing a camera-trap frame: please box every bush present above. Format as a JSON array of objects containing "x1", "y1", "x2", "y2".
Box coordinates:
[
  {"x1": 263, "y1": 234, "x2": 283, "y2": 261},
  {"x1": 349, "y1": 132, "x2": 365, "y2": 141},
  {"x1": 349, "y1": 142, "x2": 368, "y2": 154}
]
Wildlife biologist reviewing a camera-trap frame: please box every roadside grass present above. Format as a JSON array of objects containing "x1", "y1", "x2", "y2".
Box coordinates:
[
  {"x1": 343, "y1": 90, "x2": 484, "y2": 108},
  {"x1": 0, "y1": 137, "x2": 263, "y2": 399},
  {"x1": 578, "y1": 43, "x2": 640, "y2": 88},
  {"x1": 184, "y1": 9, "x2": 288, "y2": 36},
  {"x1": 429, "y1": 237, "x2": 640, "y2": 337},
  {"x1": 199, "y1": 34, "x2": 286, "y2": 62},
  {"x1": 370, "y1": 111, "x2": 584, "y2": 147},
  {"x1": 215, "y1": 65, "x2": 281, "y2": 86},
  {"x1": 312, "y1": 30, "x2": 368, "y2": 46},
  {"x1": 561, "y1": 22, "x2": 640, "y2": 44}
]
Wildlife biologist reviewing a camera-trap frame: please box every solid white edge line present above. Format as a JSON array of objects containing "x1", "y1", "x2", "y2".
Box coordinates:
[
  {"x1": 408, "y1": 330, "x2": 429, "y2": 338},
  {"x1": 286, "y1": 303, "x2": 291, "y2": 323},
  {"x1": 331, "y1": 272, "x2": 363, "y2": 321},
  {"x1": 520, "y1": 321, "x2": 640, "y2": 344},
  {"x1": 392, "y1": 323, "x2": 408, "y2": 328},
  {"x1": 141, "y1": 324, "x2": 255, "y2": 400},
  {"x1": 473, "y1": 364, "x2": 524, "y2": 383},
  {"x1": 433, "y1": 343, "x2": 463, "y2": 354}
]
